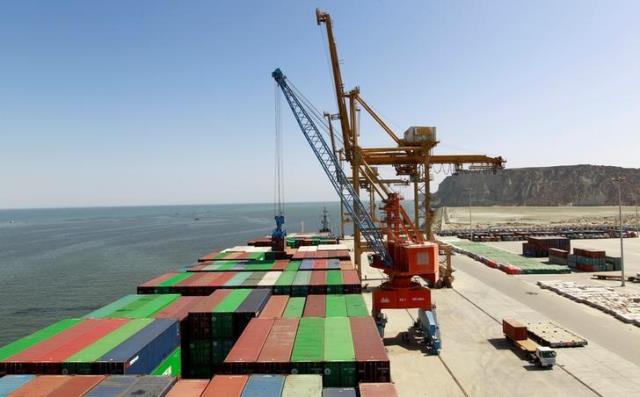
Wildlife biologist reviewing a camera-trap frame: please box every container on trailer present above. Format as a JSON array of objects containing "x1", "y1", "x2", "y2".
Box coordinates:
[
  {"x1": 85, "y1": 375, "x2": 138, "y2": 397},
  {"x1": 323, "y1": 317, "x2": 356, "y2": 387},
  {"x1": 121, "y1": 375, "x2": 176, "y2": 397},
  {"x1": 322, "y1": 388, "x2": 357, "y2": 397},
  {"x1": 0, "y1": 375, "x2": 34, "y2": 395},
  {"x1": 350, "y1": 317, "x2": 390, "y2": 383},
  {"x1": 47, "y1": 375, "x2": 106, "y2": 397},
  {"x1": 303, "y1": 295, "x2": 325, "y2": 317},
  {"x1": 234, "y1": 289, "x2": 272, "y2": 334},
  {"x1": 9, "y1": 375, "x2": 71, "y2": 397},
  {"x1": 166, "y1": 379, "x2": 210, "y2": 397},
  {"x1": 224, "y1": 319, "x2": 274, "y2": 374},
  {"x1": 241, "y1": 375, "x2": 285, "y2": 397},
  {"x1": 325, "y1": 296, "x2": 348, "y2": 317},
  {"x1": 95, "y1": 319, "x2": 179, "y2": 374},
  {"x1": 283, "y1": 297, "x2": 305, "y2": 318},
  {"x1": 291, "y1": 317, "x2": 324, "y2": 375},
  {"x1": 202, "y1": 375, "x2": 248, "y2": 397},
  {"x1": 281, "y1": 374, "x2": 322, "y2": 397},
  {"x1": 358, "y1": 382, "x2": 399, "y2": 397},
  {"x1": 257, "y1": 318, "x2": 299, "y2": 374},
  {"x1": 274, "y1": 272, "x2": 297, "y2": 295},
  {"x1": 344, "y1": 295, "x2": 368, "y2": 317},
  {"x1": 309, "y1": 271, "x2": 327, "y2": 294},
  {"x1": 291, "y1": 272, "x2": 312, "y2": 297},
  {"x1": 259, "y1": 296, "x2": 289, "y2": 319},
  {"x1": 502, "y1": 319, "x2": 527, "y2": 341}
]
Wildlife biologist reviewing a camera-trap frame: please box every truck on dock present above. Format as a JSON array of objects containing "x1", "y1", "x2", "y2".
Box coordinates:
[{"x1": 503, "y1": 319, "x2": 556, "y2": 368}]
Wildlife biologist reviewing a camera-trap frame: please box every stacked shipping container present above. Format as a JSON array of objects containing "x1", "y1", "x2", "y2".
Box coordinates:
[{"x1": 522, "y1": 236, "x2": 570, "y2": 257}]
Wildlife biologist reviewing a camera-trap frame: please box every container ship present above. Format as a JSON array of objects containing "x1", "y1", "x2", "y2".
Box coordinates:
[{"x1": 0, "y1": 233, "x2": 398, "y2": 396}]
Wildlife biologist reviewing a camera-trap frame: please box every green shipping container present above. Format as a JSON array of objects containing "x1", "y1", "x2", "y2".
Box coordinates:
[
  {"x1": 291, "y1": 271, "x2": 312, "y2": 297},
  {"x1": 326, "y1": 271, "x2": 343, "y2": 294},
  {"x1": 286, "y1": 261, "x2": 301, "y2": 271},
  {"x1": 325, "y1": 295, "x2": 348, "y2": 317},
  {"x1": 212, "y1": 289, "x2": 252, "y2": 338},
  {"x1": 323, "y1": 317, "x2": 356, "y2": 387},
  {"x1": 345, "y1": 295, "x2": 369, "y2": 317},
  {"x1": 156, "y1": 273, "x2": 193, "y2": 293},
  {"x1": 85, "y1": 295, "x2": 140, "y2": 318},
  {"x1": 0, "y1": 318, "x2": 82, "y2": 361},
  {"x1": 291, "y1": 317, "x2": 324, "y2": 375},
  {"x1": 283, "y1": 297, "x2": 306, "y2": 318},
  {"x1": 152, "y1": 347, "x2": 181, "y2": 376},
  {"x1": 274, "y1": 271, "x2": 297, "y2": 295}
]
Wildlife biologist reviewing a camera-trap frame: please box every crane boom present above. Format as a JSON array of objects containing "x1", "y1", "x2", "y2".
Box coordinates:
[{"x1": 272, "y1": 69, "x2": 392, "y2": 267}]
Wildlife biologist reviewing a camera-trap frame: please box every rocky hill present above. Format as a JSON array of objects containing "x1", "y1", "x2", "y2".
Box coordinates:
[{"x1": 432, "y1": 165, "x2": 640, "y2": 206}]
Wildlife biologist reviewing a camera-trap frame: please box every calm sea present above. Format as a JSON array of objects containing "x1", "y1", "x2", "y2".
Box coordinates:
[{"x1": 0, "y1": 202, "x2": 346, "y2": 345}]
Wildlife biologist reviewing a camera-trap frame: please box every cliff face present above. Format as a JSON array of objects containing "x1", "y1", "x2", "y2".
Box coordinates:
[{"x1": 432, "y1": 165, "x2": 640, "y2": 206}]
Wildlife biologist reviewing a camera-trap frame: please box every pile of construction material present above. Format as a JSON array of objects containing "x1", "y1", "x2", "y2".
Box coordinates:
[
  {"x1": 522, "y1": 237, "x2": 570, "y2": 257},
  {"x1": 538, "y1": 280, "x2": 640, "y2": 326}
]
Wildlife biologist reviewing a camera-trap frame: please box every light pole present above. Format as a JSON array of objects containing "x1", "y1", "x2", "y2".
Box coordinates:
[
  {"x1": 466, "y1": 188, "x2": 472, "y2": 241},
  {"x1": 612, "y1": 176, "x2": 625, "y2": 287}
]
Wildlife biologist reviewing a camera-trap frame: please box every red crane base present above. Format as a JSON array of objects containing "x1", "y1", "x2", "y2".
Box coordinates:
[{"x1": 372, "y1": 278, "x2": 432, "y2": 312}]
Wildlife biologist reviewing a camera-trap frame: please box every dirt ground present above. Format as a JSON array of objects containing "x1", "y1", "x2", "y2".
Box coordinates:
[{"x1": 441, "y1": 206, "x2": 640, "y2": 230}]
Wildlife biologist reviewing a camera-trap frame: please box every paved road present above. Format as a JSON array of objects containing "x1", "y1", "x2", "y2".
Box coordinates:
[{"x1": 452, "y1": 254, "x2": 640, "y2": 365}]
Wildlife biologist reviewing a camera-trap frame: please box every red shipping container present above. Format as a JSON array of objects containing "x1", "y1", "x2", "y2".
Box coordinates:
[
  {"x1": 340, "y1": 261, "x2": 354, "y2": 271},
  {"x1": 33, "y1": 319, "x2": 127, "y2": 363},
  {"x1": 9, "y1": 375, "x2": 71, "y2": 396},
  {"x1": 201, "y1": 375, "x2": 248, "y2": 397},
  {"x1": 309, "y1": 271, "x2": 327, "y2": 294},
  {"x1": 350, "y1": 317, "x2": 390, "y2": 383},
  {"x1": 273, "y1": 260, "x2": 289, "y2": 271},
  {"x1": 502, "y1": 319, "x2": 527, "y2": 341},
  {"x1": 303, "y1": 295, "x2": 325, "y2": 317},
  {"x1": 316, "y1": 250, "x2": 329, "y2": 259},
  {"x1": 359, "y1": 383, "x2": 399, "y2": 397},
  {"x1": 167, "y1": 379, "x2": 210, "y2": 397},
  {"x1": 138, "y1": 273, "x2": 179, "y2": 289},
  {"x1": 8, "y1": 319, "x2": 126, "y2": 363},
  {"x1": 259, "y1": 296, "x2": 289, "y2": 319},
  {"x1": 315, "y1": 259, "x2": 328, "y2": 269},
  {"x1": 224, "y1": 318, "x2": 275, "y2": 373},
  {"x1": 198, "y1": 251, "x2": 220, "y2": 262},
  {"x1": 156, "y1": 296, "x2": 202, "y2": 321},
  {"x1": 256, "y1": 318, "x2": 299, "y2": 374},
  {"x1": 47, "y1": 375, "x2": 106, "y2": 397}
]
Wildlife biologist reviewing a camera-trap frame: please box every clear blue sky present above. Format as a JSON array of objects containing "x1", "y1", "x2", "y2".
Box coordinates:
[{"x1": 1, "y1": 1, "x2": 638, "y2": 209}]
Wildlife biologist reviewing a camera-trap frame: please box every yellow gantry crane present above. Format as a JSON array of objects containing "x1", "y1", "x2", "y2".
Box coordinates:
[{"x1": 316, "y1": 9, "x2": 505, "y2": 273}]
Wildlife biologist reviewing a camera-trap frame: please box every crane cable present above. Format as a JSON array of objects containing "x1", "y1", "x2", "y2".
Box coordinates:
[{"x1": 274, "y1": 82, "x2": 285, "y2": 217}]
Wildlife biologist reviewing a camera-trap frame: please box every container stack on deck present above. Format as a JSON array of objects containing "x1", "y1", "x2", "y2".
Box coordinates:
[
  {"x1": 0, "y1": 235, "x2": 397, "y2": 394},
  {"x1": 0, "y1": 373, "x2": 398, "y2": 396}
]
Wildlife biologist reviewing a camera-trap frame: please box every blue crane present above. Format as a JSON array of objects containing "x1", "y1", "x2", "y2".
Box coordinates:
[{"x1": 272, "y1": 68, "x2": 392, "y2": 267}]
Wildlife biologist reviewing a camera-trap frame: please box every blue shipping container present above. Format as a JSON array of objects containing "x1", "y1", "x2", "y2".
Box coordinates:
[
  {"x1": 85, "y1": 376, "x2": 138, "y2": 397},
  {"x1": 99, "y1": 319, "x2": 179, "y2": 374},
  {"x1": 0, "y1": 375, "x2": 34, "y2": 396},
  {"x1": 121, "y1": 375, "x2": 176, "y2": 397},
  {"x1": 242, "y1": 375, "x2": 285, "y2": 397},
  {"x1": 322, "y1": 388, "x2": 358, "y2": 397}
]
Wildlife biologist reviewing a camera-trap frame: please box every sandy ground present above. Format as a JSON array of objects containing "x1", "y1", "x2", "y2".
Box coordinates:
[
  {"x1": 441, "y1": 206, "x2": 640, "y2": 230},
  {"x1": 345, "y1": 236, "x2": 640, "y2": 396}
]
